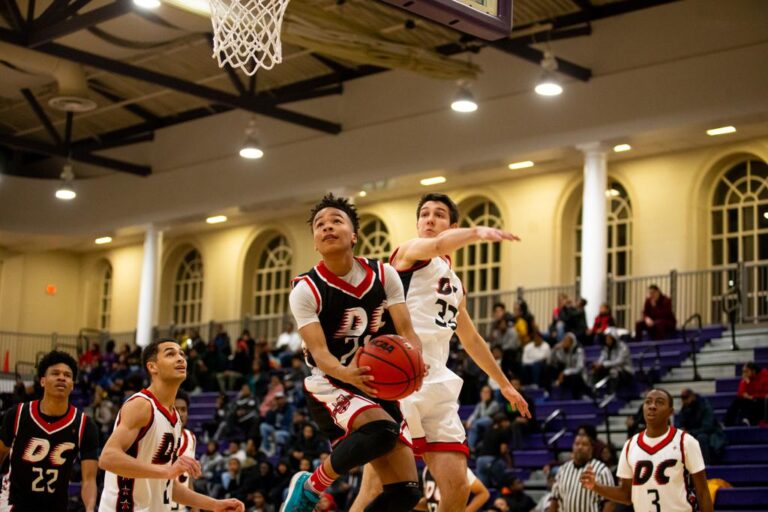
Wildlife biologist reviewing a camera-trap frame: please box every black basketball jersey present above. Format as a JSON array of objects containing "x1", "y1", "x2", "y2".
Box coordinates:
[
  {"x1": 292, "y1": 257, "x2": 396, "y2": 369},
  {"x1": 0, "y1": 400, "x2": 92, "y2": 511}
]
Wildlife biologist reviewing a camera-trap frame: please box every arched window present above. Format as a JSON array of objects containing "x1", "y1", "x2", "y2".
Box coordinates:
[
  {"x1": 354, "y1": 216, "x2": 392, "y2": 261},
  {"x1": 711, "y1": 159, "x2": 768, "y2": 265},
  {"x1": 252, "y1": 235, "x2": 293, "y2": 329},
  {"x1": 575, "y1": 181, "x2": 633, "y2": 279},
  {"x1": 455, "y1": 199, "x2": 503, "y2": 294},
  {"x1": 99, "y1": 264, "x2": 113, "y2": 330},
  {"x1": 173, "y1": 249, "x2": 203, "y2": 325}
]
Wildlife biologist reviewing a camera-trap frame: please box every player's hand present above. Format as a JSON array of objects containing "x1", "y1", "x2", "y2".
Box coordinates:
[
  {"x1": 166, "y1": 456, "x2": 201, "y2": 480},
  {"x1": 213, "y1": 498, "x2": 245, "y2": 511},
  {"x1": 342, "y1": 349, "x2": 378, "y2": 396},
  {"x1": 580, "y1": 464, "x2": 596, "y2": 490},
  {"x1": 501, "y1": 385, "x2": 531, "y2": 418},
  {"x1": 476, "y1": 227, "x2": 521, "y2": 242}
]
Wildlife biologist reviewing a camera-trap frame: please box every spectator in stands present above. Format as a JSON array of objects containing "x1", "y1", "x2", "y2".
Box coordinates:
[
  {"x1": 215, "y1": 384, "x2": 260, "y2": 442},
  {"x1": 289, "y1": 423, "x2": 328, "y2": 471},
  {"x1": 199, "y1": 440, "x2": 225, "y2": 485},
  {"x1": 507, "y1": 377, "x2": 537, "y2": 449},
  {"x1": 492, "y1": 302, "x2": 517, "y2": 326},
  {"x1": 475, "y1": 413, "x2": 514, "y2": 488},
  {"x1": 466, "y1": 385, "x2": 501, "y2": 453},
  {"x1": 270, "y1": 461, "x2": 293, "y2": 505},
  {"x1": 532, "y1": 468, "x2": 557, "y2": 512},
  {"x1": 725, "y1": 362, "x2": 768, "y2": 426},
  {"x1": 101, "y1": 339, "x2": 118, "y2": 370},
  {"x1": 591, "y1": 327, "x2": 634, "y2": 395},
  {"x1": 202, "y1": 392, "x2": 229, "y2": 440},
  {"x1": 328, "y1": 465, "x2": 363, "y2": 510},
  {"x1": 549, "y1": 293, "x2": 570, "y2": 343},
  {"x1": 679, "y1": 389, "x2": 727, "y2": 464},
  {"x1": 189, "y1": 328, "x2": 206, "y2": 353},
  {"x1": 549, "y1": 434, "x2": 614, "y2": 512},
  {"x1": 489, "y1": 310, "x2": 521, "y2": 377},
  {"x1": 218, "y1": 457, "x2": 250, "y2": 502},
  {"x1": 513, "y1": 299, "x2": 536, "y2": 345},
  {"x1": 500, "y1": 477, "x2": 537, "y2": 512},
  {"x1": 489, "y1": 497, "x2": 511, "y2": 512},
  {"x1": 559, "y1": 298, "x2": 589, "y2": 345},
  {"x1": 522, "y1": 330, "x2": 551, "y2": 387},
  {"x1": 248, "y1": 358, "x2": 269, "y2": 398},
  {"x1": 598, "y1": 444, "x2": 618, "y2": 475},
  {"x1": 213, "y1": 324, "x2": 232, "y2": 356},
  {"x1": 634, "y1": 284, "x2": 677, "y2": 341},
  {"x1": 550, "y1": 333, "x2": 590, "y2": 399},
  {"x1": 200, "y1": 340, "x2": 227, "y2": 391},
  {"x1": 238, "y1": 329, "x2": 256, "y2": 360},
  {"x1": 284, "y1": 355, "x2": 310, "y2": 406},
  {"x1": 586, "y1": 303, "x2": 616, "y2": 346},
  {"x1": 252, "y1": 491, "x2": 275, "y2": 512},
  {"x1": 258, "y1": 373, "x2": 286, "y2": 417},
  {"x1": 217, "y1": 339, "x2": 252, "y2": 391},
  {"x1": 275, "y1": 321, "x2": 302, "y2": 367},
  {"x1": 259, "y1": 392, "x2": 294, "y2": 456},
  {"x1": 79, "y1": 342, "x2": 101, "y2": 367}
]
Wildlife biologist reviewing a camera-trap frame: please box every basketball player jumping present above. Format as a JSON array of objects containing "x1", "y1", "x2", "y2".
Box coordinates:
[
  {"x1": 352, "y1": 193, "x2": 530, "y2": 512},
  {"x1": 0, "y1": 350, "x2": 98, "y2": 512},
  {"x1": 282, "y1": 194, "x2": 425, "y2": 512},
  {"x1": 171, "y1": 390, "x2": 197, "y2": 512},
  {"x1": 580, "y1": 388, "x2": 714, "y2": 512},
  {"x1": 98, "y1": 338, "x2": 243, "y2": 511}
]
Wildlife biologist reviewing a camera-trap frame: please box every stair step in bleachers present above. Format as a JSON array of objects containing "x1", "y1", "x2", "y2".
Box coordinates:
[
  {"x1": 707, "y1": 465, "x2": 768, "y2": 485},
  {"x1": 721, "y1": 445, "x2": 768, "y2": 464},
  {"x1": 717, "y1": 378, "x2": 742, "y2": 394},
  {"x1": 724, "y1": 427, "x2": 768, "y2": 445},
  {"x1": 714, "y1": 488, "x2": 768, "y2": 509}
]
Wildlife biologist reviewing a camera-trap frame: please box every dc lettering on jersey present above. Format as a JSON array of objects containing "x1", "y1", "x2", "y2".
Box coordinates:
[
  {"x1": 334, "y1": 305, "x2": 387, "y2": 338},
  {"x1": 152, "y1": 433, "x2": 179, "y2": 465},
  {"x1": 634, "y1": 459, "x2": 678, "y2": 485},
  {"x1": 21, "y1": 438, "x2": 75, "y2": 466}
]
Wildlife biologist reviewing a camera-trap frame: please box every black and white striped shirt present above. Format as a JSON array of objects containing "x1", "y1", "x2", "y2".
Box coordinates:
[{"x1": 550, "y1": 458, "x2": 614, "y2": 512}]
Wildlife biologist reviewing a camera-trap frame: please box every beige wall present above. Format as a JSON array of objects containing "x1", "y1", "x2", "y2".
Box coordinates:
[{"x1": 2, "y1": 137, "x2": 767, "y2": 335}]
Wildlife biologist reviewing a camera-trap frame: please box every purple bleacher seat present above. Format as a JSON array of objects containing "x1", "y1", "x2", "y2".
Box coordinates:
[
  {"x1": 705, "y1": 393, "x2": 736, "y2": 409},
  {"x1": 510, "y1": 450, "x2": 554, "y2": 468},
  {"x1": 538, "y1": 399, "x2": 623, "y2": 418},
  {"x1": 755, "y1": 347, "x2": 768, "y2": 360},
  {"x1": 721, "y1": 445, "x2": 768, "y2": 464},
  {"x1": 714, "y1": 487, "x2": 768, "y2": 508},
  {"x1": 523, "y1": 432, "x2": 575, "y2": 450},
  {"x1": 717, "y1": 378, "x2": 742, "y2": 394},
  {"x1": 724, "y1": 427, "x2": 768, "y2": 445},
  {"x1": 707, "y1": 465, "x2": 768, "y2": 485}
]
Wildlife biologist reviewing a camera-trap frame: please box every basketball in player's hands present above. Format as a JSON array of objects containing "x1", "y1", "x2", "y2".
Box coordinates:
[{"x1": 356, "y1": 334, "x2": 425, "y2": 400}]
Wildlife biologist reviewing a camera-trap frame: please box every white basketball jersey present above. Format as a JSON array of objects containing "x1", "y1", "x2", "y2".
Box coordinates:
[
  {"x1": 170, "y1": 429, "x2": 196, "y2": 511},
  {"x1": 394, "y1": 251, "x2": 464, "y2": 370},
  {"x1": 99, "y1": 389, "x2": 182, "y2": 512},
  {"x1": 617, "y1": 426, "x2": 705, "y2": 512}
]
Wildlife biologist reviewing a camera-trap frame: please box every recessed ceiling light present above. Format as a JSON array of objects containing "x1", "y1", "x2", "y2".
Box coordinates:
[
  {"x1": 206, "y1": 215, "x2": 228, "y2": 224},
  {"x1": 707, "y1": 126, "x2": 736, "y2": 136},
  {"x1": 133, "y1": 0, "x2": 161, "y2": 9},
  {"x1": 95, "y1": 236, "x2": 112, "y2": 245},
  {"x1": 763, "y1": 211, "x2": 768, "y2": 220},
  {"x1": 508, "y1": 161, "x2": 534, "y2": 170},
  {"x1": 420, "y1": 176, "x2": 446, "y2": 186},
  {"x1": 55, "y1": 186, "x2": 76, "y2": 200},
  {"x1": 605, "y1": 189, "x2": 620, "y2": 198},
  {"x1": 613, "y1": 144, "x2": 632, "y2": 153},
  {"x1": 358, "y1": 190, "x2": 367, "y2": 197}
]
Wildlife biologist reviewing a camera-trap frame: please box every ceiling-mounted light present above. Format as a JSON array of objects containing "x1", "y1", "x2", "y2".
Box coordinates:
[
  {"x1": 605, "y1": 188, "x2": 620, "y2": 198},
  {"x1": 451, "y1": 85, "x2": 478, "y2": 113},
  {"x1": 133, "y1": 0, "x2": 161, "y2": 9},
  {"x1": 707, "y1": 126, "x2": 736, "y2": 136},
  {"x1": 508, "y1": 160, "x2": 534, "y2": 170},
  {"x1": 95, "y1": 236, "x2": 113, "y2": 245},
  {"x1": 613, "y1": 144, "x2": 632, "y2": 153},
  {"x1": 55, "y1": 162, "x2": 76, "y2": 200},
  {"x1": 535, "y1": 50, "x2": 563, "y2": 97},
  {"x1": 239, "y1": 118, "x2": 264, "y2": 159},
  {"x1": 206, "y1": 215, "x2": 228, "y2": 224},
  {"x1": 358, "y1": 190, "x2": 367, "y2": 197},
  {"x1": 420, "y1": 176, "x2": 446, "y2": 186}
]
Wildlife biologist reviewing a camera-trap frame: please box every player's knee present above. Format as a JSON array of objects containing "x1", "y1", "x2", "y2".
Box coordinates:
[
  {"x1": 359, "y1": 419, "x2": 400, "y2": 454},
  {"x1": 330, "y1": 420, "x2": 399, "y2": 473},
  {"x1": 365, "y1": 481, "x2": 421, "y2": 512}
]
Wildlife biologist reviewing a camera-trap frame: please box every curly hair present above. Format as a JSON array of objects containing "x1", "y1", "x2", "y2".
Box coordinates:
[
  {"x1": 37, "y1": 350, "x2": 78, "y2": 380},
  {"x1": 307, "y1": 193, "x2": 359, "y2": 236}
]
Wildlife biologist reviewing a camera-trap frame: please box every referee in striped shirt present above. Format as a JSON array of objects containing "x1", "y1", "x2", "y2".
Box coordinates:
[{"x1": 549, "y1": 434, "x2": 615, "y2": 512}]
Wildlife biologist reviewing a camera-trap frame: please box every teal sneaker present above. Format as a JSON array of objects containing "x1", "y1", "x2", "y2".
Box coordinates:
[{"x1": 280, "y1": 471, "x2": 320, "y2": 512}]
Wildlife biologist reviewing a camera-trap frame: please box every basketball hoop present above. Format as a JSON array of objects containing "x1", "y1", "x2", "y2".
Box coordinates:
[{"x1": 208, "y1": 0, "x2": 290, "y2": 76}]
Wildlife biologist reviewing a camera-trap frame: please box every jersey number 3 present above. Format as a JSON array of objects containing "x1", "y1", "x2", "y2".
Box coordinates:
[{"x1": 435, "y1": 299, "x2": 458, "y2": 330}]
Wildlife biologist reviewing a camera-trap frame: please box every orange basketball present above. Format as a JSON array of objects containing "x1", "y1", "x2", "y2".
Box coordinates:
[{"x1": 356, "y1": 334, "x2": 424, "y2": 400}]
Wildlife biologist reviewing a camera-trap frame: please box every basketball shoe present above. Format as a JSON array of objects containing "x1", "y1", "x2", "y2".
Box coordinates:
[{"x1": 280, "y1": 471, "x2": 320, "y2": 512}]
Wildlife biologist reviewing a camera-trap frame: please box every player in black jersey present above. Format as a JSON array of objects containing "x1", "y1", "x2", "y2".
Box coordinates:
[
  {"x1": 0, "y1": 350, "x2": 98, "y2": 512},
  {"x1": 282, "y1": 194, "x2": 425, "y2": 512}
]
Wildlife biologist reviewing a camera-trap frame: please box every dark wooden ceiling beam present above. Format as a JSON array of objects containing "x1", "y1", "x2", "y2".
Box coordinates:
[
  {"x1": 491, "y1": 40, "x2": 592, "y2": 81},
  {"x1": 20, "y1": 88, "x2": 63, "y2": 145},
  {"x1": 0, "y1": 132, "x2": 151, "y2": 175},
  {"x1": 0, "y1": 0, "x2": 26, "y2": 31},
  {"x1": 35, "y1": 0, "x2": 88, "y2": 28},
  {"x1": 28, "y1": 0, "x2": 134, "y2": 47},
  {"x1": 89, "y1": 80, "x2": 160, "y2": 122}
]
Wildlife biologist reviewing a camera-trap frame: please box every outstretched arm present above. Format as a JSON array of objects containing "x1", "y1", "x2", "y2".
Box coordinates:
[
  {"x1": 455, "y1": 298, "x2": 530, "y2": 418},
  {"x1": 173, "y1": 480, "x2": 244, "y2": 511},
  {"x1": 393, "y1": 227, "x2": 519, "y2": 270}
]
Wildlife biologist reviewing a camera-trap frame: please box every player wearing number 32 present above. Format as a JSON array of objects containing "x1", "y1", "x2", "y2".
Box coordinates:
[
  {"x1": 283, "y1": 194, "x2": 425, "y2": 512},
  {"x1": 0, "y1": 351, "x2": 98, "y2": 512},
  {"x1": 352, "y1": 193, "x2": 531, "y2": 512},
  {"x1": 580, "y1": 389, "x2": 713, "y2": 512},
  {"x1": 98, "y1": 338, "x2": 244, "y2": 512}
]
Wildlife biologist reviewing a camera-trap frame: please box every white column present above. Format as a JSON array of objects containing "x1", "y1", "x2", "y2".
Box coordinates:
[
  {"x1": 136, "y1": 224, "x2": 163, "y2": 347},
  {"x1": 578, "y1": 142, "x2": 609, "y2": 324}
]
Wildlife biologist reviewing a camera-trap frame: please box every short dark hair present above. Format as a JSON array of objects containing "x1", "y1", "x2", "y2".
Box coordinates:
[
  {"x1": 141, "y1": 337, "x2": 180, "y2": 375},
  {"x1": 577, "y1": 423, "x2": 598, "y2": 441},
  {"x1": 417, "y1": 193, "x2": 459, "y2": 224},
  {"x1": 493, "y1": 302, "x2": 506, "y2": 310},
  {"x1": 649, "y1": 284, "x2": 660, "y2": 292},
  {"x1": 37, "y1": 350, "x2": 78, "y2": 380},
  {"x1": 307, "y1": 193, "x2": 359, "y2": 237},
  {"x1": 649, "y1": 387, "x2": 674, "y2": 408},
  {"x1": 744, "y1": 362, "x2": 759, "y2": 372},
  {"x1": 175, "y1": 390, "x2": 190, "y2": 407}
]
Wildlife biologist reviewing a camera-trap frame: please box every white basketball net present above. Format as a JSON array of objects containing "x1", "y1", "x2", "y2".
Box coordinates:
[{"x1": 209, "y1": 0, "x2": 290, "y2": 76}]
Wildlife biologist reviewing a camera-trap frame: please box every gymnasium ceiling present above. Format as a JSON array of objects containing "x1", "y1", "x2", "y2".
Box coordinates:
[{"x1": 1, "y1": 0, "x2": 768, "y2": 250}]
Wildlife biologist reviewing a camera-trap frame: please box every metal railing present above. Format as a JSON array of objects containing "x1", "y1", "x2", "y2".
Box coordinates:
[{"x1": 682, "y1": 313, "x2": 703, "y2": 381}]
